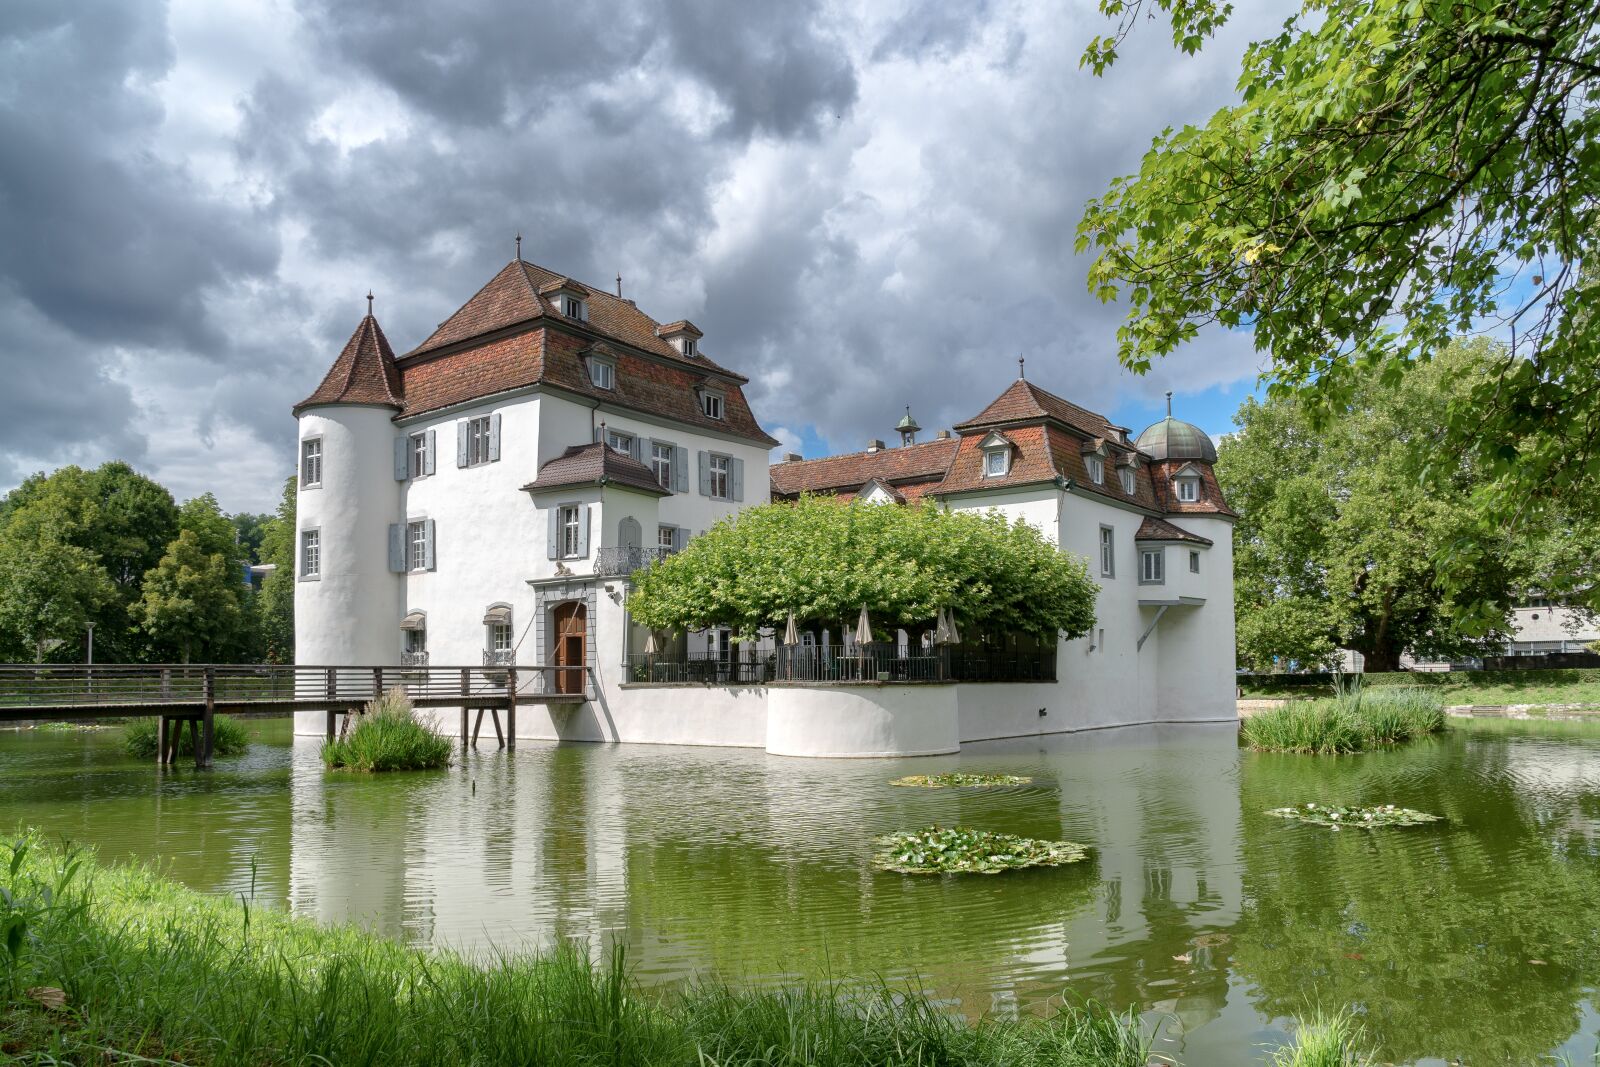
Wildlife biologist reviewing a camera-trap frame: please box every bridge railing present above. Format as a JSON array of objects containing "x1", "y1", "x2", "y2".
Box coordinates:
[{"x1": 0, "y1": 664, "x2": 536, "y2": 708}]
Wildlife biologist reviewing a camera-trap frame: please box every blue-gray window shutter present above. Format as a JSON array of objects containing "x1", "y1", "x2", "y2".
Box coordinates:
[
  {"x1": 393, "y1": 438, "x2": 408, "y2": 481},
  {"x1": 593, "y1": 424, "x2": 603, "y2": 444},
  {"x1": 577, "y1": 505, "x2": 590, "y2": 557},
  {"x1": 674, "y1": 527, "x2": 688, "y2": 552},
  {"x1": 631, "y1": 435, "x2": 643, "y2": 463},
  {"x1": 456, "y1": 421, "x2": 469, "y2": 467},
  {"x1": 488, "y1": 413, "x2": 501, "y2": 462},
  {"x1": 547, "y1": 508, "x2": 559, "y2": 559},
  {"x1": 673, "y1": 446, "x2": 688, "y2": 492},
  {"x1": 425, "y1": 430, "x2": 437, "y2": 476},
  {"x1": 731, "y1": 458, "x2": 744, "y2": 502},
  {"x1": 388, "y1": 524, "x2": 404, "y2": 572},
  {"x1": 697, "y1": 451, "x2": 710, "y2": 496},
  {"x1": 424, "y1": 519, "x2": 436, "y2": 571}
]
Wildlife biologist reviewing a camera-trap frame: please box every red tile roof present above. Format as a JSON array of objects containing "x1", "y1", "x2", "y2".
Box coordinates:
[
  {"x1": 1135, "y1": 516, "x2": 1214, "y2": 545},
  {"x1": 519, "y1": 442, "x2": 670, "y2": 497},
  {"x1": 770, "y1": 438, "x2": 959, "y2": 499},
  {"x1": 1147, "y1": 459, "x2": 1238, "y2": 517},
  {"x1": 294, "y1": 315, "x2": 404, "y2": 415},
  {"x1": 954, "y1": 379, "x2": 1122, "y2": 441}
]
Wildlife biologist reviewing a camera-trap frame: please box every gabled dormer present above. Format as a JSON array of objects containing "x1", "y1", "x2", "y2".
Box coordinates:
[
  {"x1": 978, "y1": 429, "x2": 1013, "y2": 478},
  {"x1": 1170, "y1": 461, "x2": 1204, "y2": 503},
  {"x1": 1116, "y1": 451, "x2": 1142, "y2": 495},
  {"x1": 579, "y1": 343, "x2": 619, "y2": 391},
  {"x1": 540, "y1": 277, "x2": 591, "y2": 321},
  {"x1": 693, "y1": 379, "x2": 726, "y2": 421},
  {"x1": 1081, "y1": 438, "x2": 1110, "y2": 486},
  {"x1": 656, "y1": 320, "x2": 704, "y2": 359}
]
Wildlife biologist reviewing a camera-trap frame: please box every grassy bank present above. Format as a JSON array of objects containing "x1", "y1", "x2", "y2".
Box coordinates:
[
  {"x1": 1239, "y1": 668, "x2": 1600, "y2": 706},
  {"x1": 0, "y1": 833, "x2": 1149, "y2": 1065},
  {"x1": 1241, "y1": 689, "x2": 1446, "y2": 754},
  {"x1": 321, "y1": 688, "x2": 452, "y2": 772}
]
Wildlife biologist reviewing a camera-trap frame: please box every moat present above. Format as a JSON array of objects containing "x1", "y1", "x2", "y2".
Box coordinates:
[{"x1": 4, "y1": 717, "x2": 1598, "y2": 1065}]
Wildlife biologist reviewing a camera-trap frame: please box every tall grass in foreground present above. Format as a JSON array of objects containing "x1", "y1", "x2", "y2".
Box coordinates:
[
  {"x1": 1242, "y1": 688, "x2": 1446, "y2": 754},
  {"x1": 1269, "y1": 1010, "x2": 1370, "y2": 1066},
  {"x1": 321, "y1": 686, "x2": 452, "y2": 771},
  {"x1": 123, "y1": 715, "x2": 250, "y2": 758},
  {"x1": 0, "y1": 833, "x2": 1149, "y2": 1066}
]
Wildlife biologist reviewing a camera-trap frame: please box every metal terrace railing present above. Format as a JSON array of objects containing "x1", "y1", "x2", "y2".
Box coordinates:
[
  {"x1": 595, "y1": 546, "x2": 671, "y2": 577},
  {"x1": 624, "y1": 645, "x2": 1057, "y2": 685}
]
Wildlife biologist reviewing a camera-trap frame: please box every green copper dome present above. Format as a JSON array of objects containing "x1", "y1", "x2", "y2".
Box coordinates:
[{"x1": 1135, "y1": 416, "x2": 1217, "y2": 463}]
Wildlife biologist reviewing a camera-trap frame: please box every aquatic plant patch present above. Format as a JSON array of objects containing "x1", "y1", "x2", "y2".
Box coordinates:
[
  {"x1": 322, "y1": 688, "x2": 452, "y2": 772},
  {"x1": 875, "y1": 826, "x2": 1089, "y2": 874},
  {"x1": 124, "y1": 715, "x2": 250, "y2": 759},
  {"x1": 889, "y1": 773, "x2": 1033, "y2": 789},
  {"x1": 1267, "y1": 803, "x2": 1443, "y2": 830}
]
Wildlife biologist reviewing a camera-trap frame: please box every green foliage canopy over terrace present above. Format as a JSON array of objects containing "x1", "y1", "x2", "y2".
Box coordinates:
[{"x1": 628, "y1": 498, "x2": 1098, "y2": 643}]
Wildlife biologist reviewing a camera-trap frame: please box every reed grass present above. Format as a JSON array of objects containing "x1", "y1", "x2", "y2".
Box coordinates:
[
  {"x1": 0, "y1": 832, "x2": 1150, "y2": 1066},
  {"x1": 123, "y1": 715, "x2": 250, "y2": 758},
  {"x1": 321, "y1": 687, "x2": 452, "y2": 772},
  {"x1": 1268, "y1": 1010, "x2": 1371, "y2": 1066},
  {"x1": 1242, "y1": 688, "x2": 1446, "y2": 754}
]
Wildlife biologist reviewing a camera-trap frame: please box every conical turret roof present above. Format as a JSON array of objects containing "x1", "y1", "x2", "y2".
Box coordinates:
[{"x1": 294, "y1": 314, "x2": 404, "y2": 415}]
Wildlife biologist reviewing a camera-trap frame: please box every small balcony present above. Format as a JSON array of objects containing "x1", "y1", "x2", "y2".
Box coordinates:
[
  {"x1": 595, "y1": 546, "x2": 670, "y2": 578},
  {"x1": 483, "y1": 648, "x2": 516, "y2": 667},
  {"x1": 400, "y1": 651, "x2": 429, "y2": 667}
]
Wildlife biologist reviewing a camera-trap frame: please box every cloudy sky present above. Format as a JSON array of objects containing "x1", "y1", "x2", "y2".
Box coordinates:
[{"x1": 1, "y1": 0, "x2": 1281, "y2": 513}]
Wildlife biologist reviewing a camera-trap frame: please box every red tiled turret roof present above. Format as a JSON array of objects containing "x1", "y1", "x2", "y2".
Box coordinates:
[
  {"x1": 294, "y1": 314, "x2": 404, "y2": 415},
  {"x1": 954, "y1": 378, "x2": 1122, "y2": 441}
]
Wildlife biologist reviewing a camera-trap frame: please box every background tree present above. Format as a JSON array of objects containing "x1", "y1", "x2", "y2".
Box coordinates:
[
  {"x1": 230, "y1": 511, "x2": 273, "y2": 564},
  {"x1": 1080, "y1": 0, "x2": 1600, "y2": 595},
  {"x1": 1218, "y1": 339, "x2": 1524, "y2": 672},
  {"x1": 257, "y1": 477, "x2": 297, "y2": 663},
  {"x1": 133, "y1": 493, "x2": 253, "y2": 663},
  {"x1": 0, "y1": 520, "x2": 115, "y2": 663},
  {"x1": 630, "y1": 498, "x2": 1098, "y2": 643}
]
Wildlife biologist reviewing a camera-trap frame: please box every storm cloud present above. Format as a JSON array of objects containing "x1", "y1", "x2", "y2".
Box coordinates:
[{"x1": 0, "y1": 0, "x2": 1273, "y2": 511}]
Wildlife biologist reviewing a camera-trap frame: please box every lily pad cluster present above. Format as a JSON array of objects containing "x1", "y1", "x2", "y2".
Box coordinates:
[
  {"x1": 874, "y1": 825, "x2": 1089, "y2": 875},
  {"x1": 889, "y1": 772, "x2": 1033, "y2": 789},
  {"x1": 1267, "y1": 803, "x2": 1443, "y2": 830}
]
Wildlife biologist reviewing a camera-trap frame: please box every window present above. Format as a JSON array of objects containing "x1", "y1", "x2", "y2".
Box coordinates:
[
  {"x1": 300, "y1": 438, "x2": 322, "y2": 488},
  {"x1": 407, "y1": 520, "x2": 429, "y2": 571},
  {"x1": 559, "y1": 504, "x2": 582, "y2": 558},
  {"x1": 1087, "y1": 455, "x2": 1104, "y2": 484},
  {"x1": 589, "y1": 359, "x2": 615, "y2": 390},
  {"x1": 1120, "y1": 467, "x2": 1135, "y2": 494},
  {"x1": 606, "y1": 429, "x2": 634, "y2": 456},
  {"x1": 404, "y1": 627, "x2": 427, "y2": 655},
  {"x1": 562, "y1": 295, "x2": 584, "y2": 318},
  {"x1": 300, "y1": 529, "x2": 320, "y2": 579},
  {"x1": 1189, "y1": 550, "x2": 1201, "y2": 573},
  {"x1": 1099, "y1": 525, "x2": 1115, "y2": 578},
  {"x1": 651, "y1": 442, "x2": 673, "y2": 488},
  {"x1": 410, "y1": 432, "x2": 429, "y2": 478},
  {"x1": 700, "y1": 391, "x2": 724, "y2": 420},
  {"x1": 491, "y1": 621, "x2": 512, "y2": 652},
  {"x1": 466, "y1": 416, "x2": 493, "y2": 466},
  {"x1": 708, "y1": 454, "x2": 730, "y2": 499},
  {"x1": 1140, "y1": 549, "x2": 1165, "y2": 584},
  {"x1": 984, "y1": 448, "x2": 1009, "y2": 477},
  {"x1": 683, "y1": 338, "x2": 697, "y2": 357},
  {"x1": 659, "y1": 524, "x2": 678, "y2": 554},
  {"x1": 1175, "y1": 477, "x2": 1200, "y2": 503}
]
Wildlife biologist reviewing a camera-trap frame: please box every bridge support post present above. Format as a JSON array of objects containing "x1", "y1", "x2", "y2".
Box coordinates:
[
  {"x1": 506, "y1": 666, "x2": 517, "y2": 750},
  {"x1": 156, "y1": 716, "x2": 170, "y2": 766},
  {"x1": 326, "y1": 709, "x2": 336, "y2": 743},
  {"x1": 460, "y1": 707, "x2": 468, "y2": 750},
  {"x1": 197, "y1": 667, "x2": 216, "y2": 769}
]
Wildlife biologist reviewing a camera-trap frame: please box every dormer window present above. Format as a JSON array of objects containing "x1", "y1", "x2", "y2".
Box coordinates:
[
  {"x1": 1120, "y1": 467, "x2": 1136, "y2": 494},
  {"x1": 562, "y1": 295, "x2": 585, "y2": 319},
  {"x1": 588, "y1": 355, "x2": 615, "y2": 390},
  {"x1": 656, "y1": 320, "x2": 704, "y2": 359},
  {"x1": 1175, "y1": 476, "x2": 1200, "y2": 503},
  {"x1": 1087, "y1": 455, "x2": 1104, "y2": 485},
  {"x1": 984, "y1": 448, "x2": 1009, "y2": 477},
  {"x1": 682, "y1": 338, "x2": 697, "y2": 358},
  {"x1": 700, "y1": 390, "x2": 725, "y2": 420}
]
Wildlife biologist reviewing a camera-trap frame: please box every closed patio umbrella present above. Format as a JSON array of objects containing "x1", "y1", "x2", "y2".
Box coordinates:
[
  {"x1": 784, "y1": 610, "x2": 800, "y2": 646},
  {"x1": 946, "y1": 609, "x2": 961, "y2": 646},
  {"x1": 934, "y1": 607, "x2": 954, "y2": 645},
  {"x1": 855, "y1": 605, "x2": 874, "y2": 646},
  {"x1": 643, "y1": 629, "x2": 659, "y2": 655}
]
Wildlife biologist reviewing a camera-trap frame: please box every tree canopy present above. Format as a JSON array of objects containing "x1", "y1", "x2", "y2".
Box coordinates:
[
  {"x1": 628, "y1": 498, "x2": 1098, "y2": 643},
  {"x1": 1080, "y1": 0, "x2": 1600, "y2": 575},
  {"x1": 1217, "y1": 338, "x2": 1594, "y2": 671}
]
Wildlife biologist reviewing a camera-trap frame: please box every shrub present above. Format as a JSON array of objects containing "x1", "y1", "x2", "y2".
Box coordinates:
[
  {"x1": 123, "y1": 715, "x2": 250, "y2": 759},
  {"x1": 1242, "y1": 688, "x2": 1445, "y2": 754},
  {"x1": 321, "y1": 688, "x2": 452, "y2": 772},
  {"x1": 1269, "y1": 1010, "x2": 1371, "y2": 1066}
]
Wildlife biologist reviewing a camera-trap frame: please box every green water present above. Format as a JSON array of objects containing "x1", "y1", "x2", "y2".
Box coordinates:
[{"x1": 3, "y1": 717, "x2": 1599, "y2": 1065}]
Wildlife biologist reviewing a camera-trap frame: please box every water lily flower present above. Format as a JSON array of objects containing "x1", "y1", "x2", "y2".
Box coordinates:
[{"x1": 1330, "y1": 812, "x2": 1340, "y2": 820}]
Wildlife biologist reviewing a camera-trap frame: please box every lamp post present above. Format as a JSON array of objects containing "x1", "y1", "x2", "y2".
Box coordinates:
[{"x1": 85, "y1": 621, "x2": 95, "y2": 697}]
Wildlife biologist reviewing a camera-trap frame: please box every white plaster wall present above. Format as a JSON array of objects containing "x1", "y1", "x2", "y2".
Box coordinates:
[
  {"x1": 1511, "y1": 605, "x2": 1599, "y2": 646},
  {"x1": 294, "y1": 407, "x2": 404, "y2": 667},
  {"x1": 766, "y1": 684, "x2": 960, "y2": 757},
  {"x1": 1154, "y1": 515, "x2": 1237, "y2": 722}
]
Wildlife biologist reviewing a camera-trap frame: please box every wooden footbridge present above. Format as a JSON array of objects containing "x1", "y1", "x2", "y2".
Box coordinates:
[{"x1": 0, "y1": 663, "x2": 588, "y2": 767}]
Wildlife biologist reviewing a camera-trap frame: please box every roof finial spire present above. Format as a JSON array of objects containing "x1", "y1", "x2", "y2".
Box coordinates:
[
  {"x1": 616, "y1": 273, "x2": 622, "y2": 297},
  {"x1": 366, "y1": 290, "x2": 374, "y2": 316},
  {"x1": 515, "y1": 232, "x2": 522, "y2": 261},
  {"x1": 1166, "y1": 390, "x2": 1173, "y2": 418},
  {"x1": 1018, "y1": 354, "x2": 1026, "y2": 380}
]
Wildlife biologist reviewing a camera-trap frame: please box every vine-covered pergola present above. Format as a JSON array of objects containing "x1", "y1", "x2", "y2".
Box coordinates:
[{"x1": 629, "y1": 497, "x2": 1098, "y2": 645}]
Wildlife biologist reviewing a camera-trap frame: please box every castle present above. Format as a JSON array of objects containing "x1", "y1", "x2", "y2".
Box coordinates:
[{"x1": 293, "y1": 255, "x2": 1237, "y2": 756}]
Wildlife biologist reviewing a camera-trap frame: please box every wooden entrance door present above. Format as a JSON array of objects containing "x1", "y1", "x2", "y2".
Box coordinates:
[{"x1": 552, "y1": 602, "x2": 586, "y2": 695}]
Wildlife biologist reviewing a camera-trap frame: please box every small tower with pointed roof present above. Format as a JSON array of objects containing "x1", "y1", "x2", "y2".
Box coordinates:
[
  {"x1": 292, "y1": 300, "x2": 406, "y2": 678},
  {"x1": 896, "y1": 406, "x2": 921, "y2": 447}
]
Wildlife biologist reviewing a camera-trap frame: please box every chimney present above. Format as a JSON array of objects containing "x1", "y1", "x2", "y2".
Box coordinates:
[
  {"x1": 866, "y1": 439, "x2": 885, "y2": 453},
  {"x1": 781, "y1": 452, "x2": 803, "y2": 463},
  {"x1": 936, "y1": 429, "x2": 951, "y2": 440}
]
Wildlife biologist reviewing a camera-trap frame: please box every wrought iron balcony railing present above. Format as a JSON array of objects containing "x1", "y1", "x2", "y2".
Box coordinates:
[
  {"x1": 595, "y1": 546, "x2": 670, "y2": 577},
  {"x1": 399, "y1": 651, "x2": 429, "y2": 667},
  {"x1": 483, "y1": 648, "x2": 516, "y2": 667}
]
